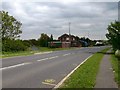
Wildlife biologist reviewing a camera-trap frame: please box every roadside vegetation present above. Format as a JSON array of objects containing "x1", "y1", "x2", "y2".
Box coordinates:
[
  {"x1": 59, "y1": 48, "x2": 109, "y2": 88},
  {"x1": 2, "y1": 47, "x2": 78, "y2": 58},
  {"x1": 106, "y1": 21, "x2": 120, "y2": 58},
  {"x1": 0, "y1": 11, "x2": 64, "y2": 58},
  {"x1": 106, "y1": 20, "x2": 120, "y2": 87},
  {"x1": 110, "y1": 54, "x2": 120, "y2": 87}
]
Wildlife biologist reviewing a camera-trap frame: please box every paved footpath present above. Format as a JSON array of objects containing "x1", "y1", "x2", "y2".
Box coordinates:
[{"x1": 94, "y1": 51, "x2": 118, "y2": 88}]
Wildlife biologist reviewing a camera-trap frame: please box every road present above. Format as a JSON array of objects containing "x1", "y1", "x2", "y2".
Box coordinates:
[{"x1": 2, "y1": 46, "x2": 108, "y2": 88}]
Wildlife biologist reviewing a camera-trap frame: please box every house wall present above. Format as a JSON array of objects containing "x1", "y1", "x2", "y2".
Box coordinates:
[
  {"x1": 62, "y1": 42, "x2": 70, "y2": 48},
  {"x1": 58, "y1": 34, "x2": 82, "y2": 48}
]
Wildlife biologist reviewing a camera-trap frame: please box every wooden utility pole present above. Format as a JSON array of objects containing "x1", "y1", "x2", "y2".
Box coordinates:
[{"x1": 69, "y1": 22, "x2": 71, "y2": 48}]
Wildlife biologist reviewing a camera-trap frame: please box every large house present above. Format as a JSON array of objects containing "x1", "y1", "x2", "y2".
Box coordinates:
[
  {"x1": 58, "y1": 34, "x2": 81, "y2": 48},
  {"x1": 48, "y1": 34, "x2": 89, "y2": 48}
]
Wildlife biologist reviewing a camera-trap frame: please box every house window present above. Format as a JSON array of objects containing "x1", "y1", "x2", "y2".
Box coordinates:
[
  {"x1": 66, "y1": 37, "x2": 69, "y2": 40},
  {"x1": 73, "y1": 38, "x2": 75, "y2": 40}
]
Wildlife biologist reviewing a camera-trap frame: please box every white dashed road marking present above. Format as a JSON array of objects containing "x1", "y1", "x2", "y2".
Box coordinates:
[
  {"x1": 1, "y1": 55, "x2": 59, "y2": 70},
  {"x1": 63, "y1": 53, "x2": 71, "y2": 56},
  {"x1": 0, "y1": 62, "x2": 31, "y2": 70},
  {"x1": 2, "y1": 52, "x2": 79, "y2": 71},
  {"x1": 37, "y1": 58, "x2": 49, "y2": 61},
  {"x1": 49, "y1": 56, "x2": 58, "y2": 59}
]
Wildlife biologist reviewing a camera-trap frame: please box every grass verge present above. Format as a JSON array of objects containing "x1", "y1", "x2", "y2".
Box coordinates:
[
  {"x1": 2, "y1": 51, "x2": 36, "y2": 58},
  {"x1": 2, "y1": 47, "x2": 78, "y2": 58},
  {"x1": 38, "y1": 47, "x2": 76, "y2": 52},
  {"x1": 59, "y1": 48, "x2": 110, "y2": 88},
  {"x1": 110, "y1": 54, "x2": 120, "y2": 87}
]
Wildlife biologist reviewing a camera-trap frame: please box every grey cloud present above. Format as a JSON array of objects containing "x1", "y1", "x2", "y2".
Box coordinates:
[{"x1": 2, "y1": 2, "x2": 118, "y2": 40}]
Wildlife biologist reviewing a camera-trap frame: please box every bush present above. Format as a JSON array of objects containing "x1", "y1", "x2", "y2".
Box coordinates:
[
  {"x1": 115, "y1": 50, "x2": 120, "y2": 59},
  {"x1": 2, "y1": 39, "x2": 28, "y2": 52},
  {"x1": 23, "y1": 40, "x2": 31, "y2": 47}
]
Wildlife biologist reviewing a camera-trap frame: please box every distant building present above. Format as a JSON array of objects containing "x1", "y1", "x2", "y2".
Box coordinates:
[
  {"x1": 58, "y1": 34, "x2": 81, "y2": 48},
  {"x1": 48, "y1": 34, "x2": 92, "y2": 48}
]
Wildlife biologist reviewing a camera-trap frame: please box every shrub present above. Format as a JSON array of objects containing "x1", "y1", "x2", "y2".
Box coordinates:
[{"x1": 2, "y1": 39, "x2": 28, "y2": 52}]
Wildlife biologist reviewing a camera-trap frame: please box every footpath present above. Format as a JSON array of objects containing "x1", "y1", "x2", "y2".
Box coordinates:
[{"x1": 94, "y1": 50, "x2": 118, "y2": 88}]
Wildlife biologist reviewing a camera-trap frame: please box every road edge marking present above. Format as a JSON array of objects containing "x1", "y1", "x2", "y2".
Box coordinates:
[
  {"x1": 53, "y1": 55, "x2": 93, "y2": 89},
  {"x1": 34, "y1": 51, "x2": 53, "y2": 55},
  {"x1": 2, "y1": 51, "x2": 53, "y2": 59}
]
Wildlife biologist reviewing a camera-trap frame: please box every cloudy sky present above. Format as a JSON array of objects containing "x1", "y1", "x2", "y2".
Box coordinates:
[{"x1": 2, "y1": 1, "x2": 118, "y2": 40}]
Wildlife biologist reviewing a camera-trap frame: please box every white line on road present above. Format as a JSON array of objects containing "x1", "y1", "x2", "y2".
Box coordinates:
[
  {"x1": 42, "y1": 82, "x2": 56, "y2": 86},
  {"x1": 49, "y1": 56, "x2": 58, "y2": 59},
  {"x1": 1, "y1": 55, "x2": 59, "y2": 70},
  {"x1": 37, "y1": 58, "x2": 49, "y2": 61},
  {"x1": 37, "y1": 56, "x2": 59, "y2": 62},
  {"x1": 54, "y1": 55, "x2": 93, "y2": 89},
  {"x1": 0, "y1": 62, "x2": 31, "y2": 70},
  {"x1": 63, "y1": 53, "x2": 71, "y2": 56},
  {"x1": 34, "y1": 51, "x2": 53, "y2": 55}
]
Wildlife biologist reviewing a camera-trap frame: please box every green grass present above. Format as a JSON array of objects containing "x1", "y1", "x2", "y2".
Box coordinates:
[
  {"x1": 59, "y1": 48, "x2": 110, "y2": 89},
  {"x1": 110, "y1": 54, "x2": 120, "y2": 87},
  {"x1": 38, "y1": 47, "x2": 74, "y2": 52},
  {"x1": 1, "y1": 47, "x2": 78, "y2": 58},
  {"x1": 2, "y1": 51, "x2": 36, "y2": 58}
]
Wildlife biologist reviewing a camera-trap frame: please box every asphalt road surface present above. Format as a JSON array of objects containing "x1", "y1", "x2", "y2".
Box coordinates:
[{"x1": 2, "y1": 46, "x2": 108, "y2": 88}]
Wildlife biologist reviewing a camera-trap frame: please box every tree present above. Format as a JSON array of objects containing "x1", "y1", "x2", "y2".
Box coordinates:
[
  {"x1": 106, "y1": 21, "x2": 120, "y2": 50},
  {"x1": 0, "y1": 11, "x2": 29, "y2": 52},
  {"x1": 86, "y1": 38, "x2": 91, "y2": 46},
  {"x1": 38, "y1": 33, "x2": 50, "y2": 47},
  {"x1": 50, "y1": 34, "x2": 53, "y2": 41},
  {"x1": 29, "y1": 39, "x2": 38, "y2": 46},
  {"x1": 75, "y1": 36, "x2": 80, "y2": 41},
  {"x1": 0, "y1": 11, "x2": 22, "y2": 40}
]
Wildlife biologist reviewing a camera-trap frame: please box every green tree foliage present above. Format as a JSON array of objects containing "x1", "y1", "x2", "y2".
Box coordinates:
[
  {"x1": 2, "y1": 39, "x2": 28, "y2": 52},
  {"x1": 22, "y1": 40, "x2": 31, "y2": 47},
  {"x1": 0, "y1": 11, "x2": 22, "y2": 40},
  {"x1": 38, "y1": 33, "x2": 50, "y2": 47},
  {"x1": 106, "y1": 21, "x2": 120, "y2": 50},
  {"x1": 50, "y1": 34, "x2": 53, "y2": 41},
  {"x1": 29, "y1": 39, "x2": 38, "y2": 46},
  {"x1": 1, "y1": 11, "x2": 29, "y2": 52},
  {"x1": 23, "y1": 39, "x2": 39, "y2": 47},
  {"x1": 79, "y1": 37, "x2": 92, "y2": 46}
]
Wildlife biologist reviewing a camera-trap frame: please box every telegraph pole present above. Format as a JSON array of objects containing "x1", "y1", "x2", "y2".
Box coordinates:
[
  {"x1": 69, "y1": 22, "x2": 71, "y2": 48},
  {"x1": 88, "y1": 31, "x2": 89, "y2": 38}
]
